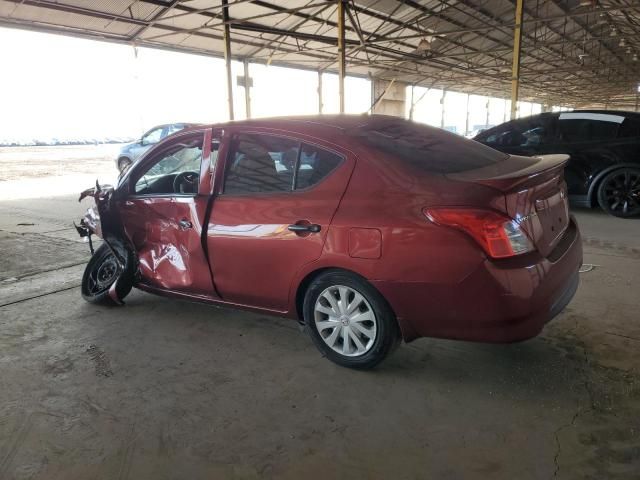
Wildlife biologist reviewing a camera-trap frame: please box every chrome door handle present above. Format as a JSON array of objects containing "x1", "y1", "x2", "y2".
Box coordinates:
[
  {"x1": 288, "y1": 223, "x2": 321, "y2": 233},
  {"x1": 178, "y1": 219, "x2": 193, "y2": 229}
]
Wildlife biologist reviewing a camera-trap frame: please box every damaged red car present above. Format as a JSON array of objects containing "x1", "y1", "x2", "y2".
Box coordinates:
[{"x1": 76, "y1": 115, "x2": 583, "y2": 369}]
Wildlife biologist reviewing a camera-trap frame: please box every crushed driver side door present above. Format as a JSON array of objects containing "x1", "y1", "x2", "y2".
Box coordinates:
[{"x1": 117, "y1": 129, "x2": 217, "y2": 298}]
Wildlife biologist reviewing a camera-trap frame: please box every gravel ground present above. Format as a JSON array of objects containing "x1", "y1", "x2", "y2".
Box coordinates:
[{"x1": 0, "y1": 145, "x2": 123, "y2": 182}]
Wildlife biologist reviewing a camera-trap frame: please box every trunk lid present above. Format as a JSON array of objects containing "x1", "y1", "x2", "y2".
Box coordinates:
[{"x1": 447, "y1": 154, "x2": 570, "y2": 257}]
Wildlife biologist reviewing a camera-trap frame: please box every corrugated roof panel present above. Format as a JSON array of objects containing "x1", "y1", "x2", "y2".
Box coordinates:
[{"x1": 0, "y1": 0, "x2": 638, "y2": 107}]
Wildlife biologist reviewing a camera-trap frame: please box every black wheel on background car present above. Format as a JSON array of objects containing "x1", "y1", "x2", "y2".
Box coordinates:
[
  {"x1": 597, "y1": 167, "x2": 640, "y2": 218},
  {"x1": 81, "y1": 243, "x2": 134, "y2": 305},
  {"x1": 303, "y1": 270, "x2": 400, "y2": 369},
  {"x1": 117, "y1": 157, "x2": 132, "y2": 172}
]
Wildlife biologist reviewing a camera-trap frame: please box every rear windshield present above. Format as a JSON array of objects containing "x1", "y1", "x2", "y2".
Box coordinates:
[{"x1": 352, "y1": 120, "x2": 508, "y2": 174}]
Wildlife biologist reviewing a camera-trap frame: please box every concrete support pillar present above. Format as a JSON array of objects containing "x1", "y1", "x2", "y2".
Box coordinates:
[
  {"x1": 510, "y1": 0, "x2": 524, "y2": 120},
  {"x1": 372, "y1": 79, "x2": 407, "y2": 117}
]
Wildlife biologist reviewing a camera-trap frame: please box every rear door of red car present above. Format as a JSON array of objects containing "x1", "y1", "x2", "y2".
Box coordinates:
[
  {"x1": 119, "y1": 129, "x2": 216, "y2": 297},
  {"x1": 207, "y1": 129, "x2": 354, "y2": 311}
]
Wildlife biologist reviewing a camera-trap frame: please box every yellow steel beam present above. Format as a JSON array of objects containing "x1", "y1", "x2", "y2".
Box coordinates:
[{"x1": 510, "y1": 0, "x2": 524, "y2": 120}]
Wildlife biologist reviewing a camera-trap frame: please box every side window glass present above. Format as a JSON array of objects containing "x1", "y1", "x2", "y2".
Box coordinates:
[
  {"x1": 295, "y1": 143, "x2": 343, "y2": 190},
  {"x1": 483, "y1": 122, "x2": 526, "y2": 147},
  {"x1": 210, "y1": 142, "x2": 219, "y2": 171},
  {"x1": 557, "y1": 113, "x2": 622, "y2": 142},
  {"x1": 134, "y1": 134, "x2": 203, "y2": 195},
  {"x1": 224, "y1": 134, "x2": 298, "y2": 194},
  {"x1": 142, "y1": 128, "x2": 163, "y2": 145},
  {"x1": 618, "y1": 118, "x2": 640, "y2": 138},
  {"x1": 166, "y1": 124, "x2": 185, "y2": 137}
]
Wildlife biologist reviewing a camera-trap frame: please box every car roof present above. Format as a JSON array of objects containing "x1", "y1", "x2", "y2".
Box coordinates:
[
  {"x1": 511, "y1": 109, "x2": 640, "y2": 121},
  {"x1": 182, "y1": 114, "x2": 430, "y2": 138}
]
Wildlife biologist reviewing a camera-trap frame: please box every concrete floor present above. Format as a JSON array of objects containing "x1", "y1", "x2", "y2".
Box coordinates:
[{"x1": 1, "y1": 186, "x2": 639, "y2": 478}]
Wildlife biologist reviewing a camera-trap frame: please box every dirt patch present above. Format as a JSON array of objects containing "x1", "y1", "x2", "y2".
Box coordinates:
[{"x1": 86, "y1": 344, "x2": 113, "y2": 377}]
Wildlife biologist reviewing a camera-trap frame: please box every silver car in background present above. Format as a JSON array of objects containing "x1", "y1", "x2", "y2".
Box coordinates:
[{"x1": 116, "y1": 123, "x2": 198, "y2": 172}]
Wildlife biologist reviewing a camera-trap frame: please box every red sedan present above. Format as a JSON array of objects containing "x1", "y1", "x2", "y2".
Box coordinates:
[{"x1": 77, "y1": 115, "x2": 583, "y2": 369}]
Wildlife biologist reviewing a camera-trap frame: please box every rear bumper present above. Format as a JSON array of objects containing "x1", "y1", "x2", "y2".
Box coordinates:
[{"x1": 373, "y1": 216, "x2": 583, "y2": 343}]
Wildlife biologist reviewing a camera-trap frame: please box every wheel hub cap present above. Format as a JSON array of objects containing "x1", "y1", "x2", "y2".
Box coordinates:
[{"x1": 313, "y1": 285, "x2": 377, "y2": 357}]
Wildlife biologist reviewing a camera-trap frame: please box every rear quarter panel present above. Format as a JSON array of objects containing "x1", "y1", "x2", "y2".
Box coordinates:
[{"x1": 287, "y1": 143, "x2": 503, "y2": 331}]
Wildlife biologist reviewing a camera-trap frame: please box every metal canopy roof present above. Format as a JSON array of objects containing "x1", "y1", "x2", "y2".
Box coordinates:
[{"x1": 1, "y1": 0, "x2": 639, "y2": 109}]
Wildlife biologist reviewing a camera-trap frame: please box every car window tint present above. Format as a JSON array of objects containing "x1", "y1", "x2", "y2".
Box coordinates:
[
  {"x1": 224, "y1": 134, "x2": 297, "y2": 194},
  {"x1": 481, "y1": 117, "x2": 553, "y2": 148},
  {"x1": 557, "y1": 119, "x2": 618, "y2": 142},
  {"x1": 295, "y1": 143, "x2": 343, "y2": 190},
  {"x1": 134, "y1": 134, "x2": 203, "y2": 195},
  {"x1": 618, "y1": 117, "x2": 640, "y2": 138},
  {"x1": 353, "y1": 120, "x2": 507, "y2": 174},
  {"x1": 556, "y1": 113, "x2": 623, "y2": 142}
]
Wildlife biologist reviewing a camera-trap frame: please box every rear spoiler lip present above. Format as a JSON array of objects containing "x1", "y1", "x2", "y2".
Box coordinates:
[{"x1": 445, "y1": 154, "x2": 570, "y2": 191}]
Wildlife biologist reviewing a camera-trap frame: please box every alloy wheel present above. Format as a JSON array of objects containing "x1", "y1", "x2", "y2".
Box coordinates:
[{"x1": 601, "y1": 170, "x2": 640, "y2": 216}]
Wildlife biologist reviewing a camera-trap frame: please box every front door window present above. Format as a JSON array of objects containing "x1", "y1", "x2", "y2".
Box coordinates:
[{"x1": 134, "y1": 135, "x2": 203, "y2": 195}]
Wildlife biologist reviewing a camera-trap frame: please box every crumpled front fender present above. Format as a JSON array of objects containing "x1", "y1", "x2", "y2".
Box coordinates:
[{"x1": 77, "y1": 181, "x2": 115, "y2": 240}]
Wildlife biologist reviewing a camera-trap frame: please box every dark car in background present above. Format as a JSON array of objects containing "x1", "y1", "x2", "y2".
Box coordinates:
[
  {"x1": 474, "y1": 110, "x2": 640, "y2": 217},
  {"x1": 116, "y1": 123, "x2": 199, "y2": 172}
]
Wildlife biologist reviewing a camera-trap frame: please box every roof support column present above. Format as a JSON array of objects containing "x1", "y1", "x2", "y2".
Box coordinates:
[
  {"x1": 485, "y1": 98, "x2": 490, "y2": 128},
  {"x1": 243, "y1": 59, "x2": 251, "y2": 119},
  {"x1": 222, "y1": 0, "x2": 234, "y2": 121},
  {"x1": 440, "y1": 90, "x2": 446, "y2": 129},
  {"x1": 318, "y1": 71, "x2": 323, "y2": 114},
  {"x1": 465, "y1": 94, "x2": 470, "y2": 136},
  {"x1": 510, "y1": 0, "x2": 524, "y2": 120},
  {"x1": 337, "y1": 0, "x2": 346, "y2": 113},
  {"x1": 409, "y1": 85, "x2": 415, "y2": 120}
]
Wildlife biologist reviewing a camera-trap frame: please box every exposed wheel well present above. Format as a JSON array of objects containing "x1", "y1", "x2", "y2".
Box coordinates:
[{"x1": 295, "y1": 267, "x2": 335, "y2": 322}]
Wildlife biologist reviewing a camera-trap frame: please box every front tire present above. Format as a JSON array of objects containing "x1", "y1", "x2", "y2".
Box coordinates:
[
  {"x1": 597, "y1": 168, "x2": 640, "y2": 218},
  {"x1": 81, "y1": 243, "x2": 134, "y2": 305},
  {"x1": 303, "y1": 270, "x2": 399, "y2": 369}
]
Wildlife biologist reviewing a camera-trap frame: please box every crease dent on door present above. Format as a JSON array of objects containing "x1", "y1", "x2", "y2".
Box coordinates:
[{"x1": 133, "y1": 199, "x2": 205, "y2": 290}]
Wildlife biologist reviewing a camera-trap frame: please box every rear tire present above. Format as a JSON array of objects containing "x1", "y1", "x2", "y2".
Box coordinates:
[
  {"x1": 597, "y1": 167, "x2": 640, "y2": 218},
  {"x1": 81, "y1": 243, "x2": 134, "y2": 305},
  {"x1": 303, "y1": 270, "x2": 400, "y2": 369}
]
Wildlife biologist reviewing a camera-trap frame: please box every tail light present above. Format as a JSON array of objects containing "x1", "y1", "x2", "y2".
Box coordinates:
[{"x1": 424, "y1": 208, "x2": 535, "y2": 259}]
